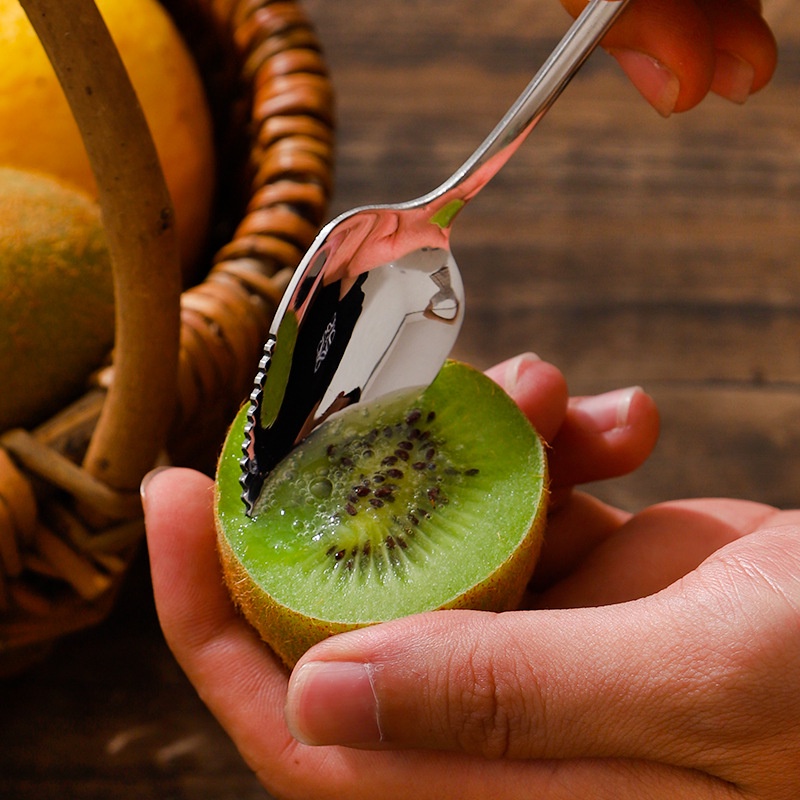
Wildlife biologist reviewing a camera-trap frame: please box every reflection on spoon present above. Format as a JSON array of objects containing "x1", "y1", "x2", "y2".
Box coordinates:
[{"x1": 241, "y1": 241, "x2": 464, "y2": 510}]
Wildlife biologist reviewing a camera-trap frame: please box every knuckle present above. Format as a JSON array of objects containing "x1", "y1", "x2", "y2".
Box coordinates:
[{"x1": 447, "y1": 623, "x2": 537, "y2": 759}]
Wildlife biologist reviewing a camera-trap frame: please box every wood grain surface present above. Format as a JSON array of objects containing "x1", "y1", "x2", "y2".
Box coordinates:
[{"x1": 1, "y1": 2, "x2": 797, "y2": 797}]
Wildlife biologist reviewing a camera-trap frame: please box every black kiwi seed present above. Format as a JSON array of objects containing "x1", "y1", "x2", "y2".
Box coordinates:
[
  {"x1": 386, "y1": 468, "x2": 404, "y2": 479},
  {"x1": 374, "y1": 486, "x2": 393, "y2": 498},
  {"x1": 428, "y1": 487, "x2": 447, "y2": 506},
  {"x1": 354, "y1": 485, "x2": 370, "y2": 497},
  {"x1": 386, "y1": 535, "x2": 396, "y2": 550},
  {"x1": 334, "y1": 549, "x2": 346, "y2": 560},
  {"x1": 345, "y1": 502, "x2": 357, "y2": 516},
  {"x1": 394, "y1": 449, "x2": 409, "y2": 461},
  {"x1": 405, "y1": 409, "x2": 422, "y2": 424},
  {"x1": 412, "y1": 462, "x2": 426, "y2": 471},
  {"x1": 465, "y1": 467, "x2": 480, "y2": 476},
  {"x1": 382, "y1": 455, "x2": 398, "y2": 466},
  {"x1": 398, "y1": 441, "x2": 413, "y2": 450},
  {"x1": 427, "y1": 411, "x2": 436, "y2": 422},
  {"x1": 370, "y1": 498, "x2": 384, "y2": 508}
]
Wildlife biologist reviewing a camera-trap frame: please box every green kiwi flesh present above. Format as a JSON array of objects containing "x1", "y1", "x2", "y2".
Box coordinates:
[{"x1": 215, "y1": 359, "x2": 548, "y2": 667}]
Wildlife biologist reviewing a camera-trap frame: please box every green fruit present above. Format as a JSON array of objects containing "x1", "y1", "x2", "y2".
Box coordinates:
[
  {"x1": 215, "y1": 359, "x2": 549, "y2": 668},
  {"x1": 0, "y1": 168, "x2": 114, "y2": 431}
]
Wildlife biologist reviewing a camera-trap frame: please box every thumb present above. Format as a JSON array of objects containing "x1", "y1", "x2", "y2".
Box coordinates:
[
  {"x1": 286, "y1": 523, "x2": 800, "y2": 768},
  {"x1": 285, "y1": 602, "x2": 686, "y2": 760}
]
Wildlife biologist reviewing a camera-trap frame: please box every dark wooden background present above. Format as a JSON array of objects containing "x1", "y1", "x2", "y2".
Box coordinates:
[{"x1": 2, "y1": 1, "x2": 797, "y2": 797}]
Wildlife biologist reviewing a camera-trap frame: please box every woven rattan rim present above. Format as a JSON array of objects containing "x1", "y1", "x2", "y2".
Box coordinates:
[{"x1": 0, "y1": 0, "x2": 334, "y2": 672}]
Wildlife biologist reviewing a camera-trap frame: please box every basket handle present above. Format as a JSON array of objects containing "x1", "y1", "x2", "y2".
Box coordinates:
[{"x1": 18, "y1": 0, "x2": 182, "y2": 494}]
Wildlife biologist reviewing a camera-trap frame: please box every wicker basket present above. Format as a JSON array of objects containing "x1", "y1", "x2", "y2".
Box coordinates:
[{"x1": 0, "y1": 0, "x2": 334, "y2": 675}]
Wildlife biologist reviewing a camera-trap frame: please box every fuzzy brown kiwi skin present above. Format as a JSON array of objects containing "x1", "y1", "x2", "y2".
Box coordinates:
[
  {"x1": 214, "y1": 479, "x2": 548, "y2": 670},
  {"x1": 216, "y1": 518, "x2": 364, "y2": 669}
]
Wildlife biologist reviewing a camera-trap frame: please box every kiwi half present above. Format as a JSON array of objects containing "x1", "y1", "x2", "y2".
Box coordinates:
[{"x1": 215, "y1": 359, "x2": 548, "y2": 667}]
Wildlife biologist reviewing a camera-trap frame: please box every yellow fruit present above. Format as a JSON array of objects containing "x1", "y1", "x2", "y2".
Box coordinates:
[
  {"x1": 0, "y1": 0, "x2": 215, "y2": 277},
  {"x1": 0, "y1": 168, "x2": 115, "y2": 431}
]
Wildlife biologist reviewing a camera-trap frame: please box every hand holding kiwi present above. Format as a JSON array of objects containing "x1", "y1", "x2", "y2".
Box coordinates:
[{"x1": 144, "y1": 352, "x2": 695, "y2": 799}]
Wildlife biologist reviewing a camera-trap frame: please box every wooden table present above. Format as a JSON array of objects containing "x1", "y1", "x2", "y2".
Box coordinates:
[{"x1": 1, "y1": 1, "x2": 797, "y2": 797}]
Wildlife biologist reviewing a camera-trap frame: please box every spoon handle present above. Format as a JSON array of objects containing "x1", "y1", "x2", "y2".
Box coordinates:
[{"x1": 420, "y1": 0, "x2": 631, "y2": 218}]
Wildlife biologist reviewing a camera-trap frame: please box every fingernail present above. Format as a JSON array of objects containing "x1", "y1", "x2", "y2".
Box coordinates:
[
  {"x1": 711, "y1": 51, "x2": 754, "y2": 104},
  {"x1": 139, "y1": 466, "x2": 172, "y2": 502},
  {"x1": 610, "y1": 49, "x2": 680, "y2": 117},
  {"x1": 502, "y1": 352, "x2": 542, "y2": 395},
  {"x1": 286, "y1": 661, "x2": 382, "y2": 746},
  {"x1": 570, "y1": 386, "x2": 643, "y2": 433}
]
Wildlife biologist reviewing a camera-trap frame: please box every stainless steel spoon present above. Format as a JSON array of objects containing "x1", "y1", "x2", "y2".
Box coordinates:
[{"x1": 240, "y1": 0, "x2": 631, "y2": 514}]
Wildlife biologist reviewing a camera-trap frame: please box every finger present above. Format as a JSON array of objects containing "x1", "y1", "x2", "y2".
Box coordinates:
[
  {"x1": 537, "y1": 497, "x2": 779, "y2": 608},
  {"x1": 696, "y1": 0, "x2": 778, "y2": 98},
  {"x1": 287, "y1": 606, "x2": 620, "y2": 756},
  {"x1": 548, "y1": 385, "x2": 660, "y2": 488},
  {"x1": 561, "y1": 0, "x2": 776, "y2": 114},
  {"x1": 484, "y1": 352, "x2": 569, "y2": 444},
  {"x1": 141, "y1": 468, "x2": 293, "y2": 761},
  {"x1": 564, "y1": 0, "x2": 713, "y2": 113},
  {"x1": 485, "y1": 354, "x2": 661, "y2": 489},
  {"x1": 142, "y1": 468, "x2": 264, "y2": 662},
  {"x1": 529, "y1": 383, "x2": 661, "y2": 592},
  {"x1": 285, "y1": 601, "x2": 705, "y2": 763}
]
